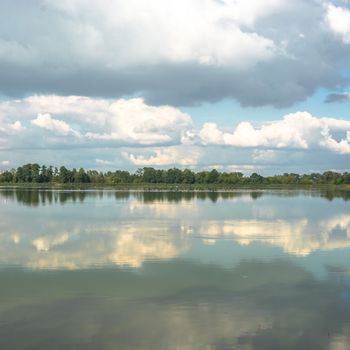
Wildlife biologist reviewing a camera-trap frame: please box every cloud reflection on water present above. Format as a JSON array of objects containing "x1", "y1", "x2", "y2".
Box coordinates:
[
  {"x1": 194, "y1": 214, "x2": 350, "y2": 256},
  {"x1": 0, "y1": 189, "x2": 349, "y2": 269}
]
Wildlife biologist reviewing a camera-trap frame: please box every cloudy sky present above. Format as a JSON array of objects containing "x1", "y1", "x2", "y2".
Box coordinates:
[{"x1": 1, "y1": 0, "x2": 350, "y2": 174}]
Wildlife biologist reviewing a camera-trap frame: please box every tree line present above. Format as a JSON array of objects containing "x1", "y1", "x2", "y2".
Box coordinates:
[{"x1": 0, "y1": 163, "x2": 350, "y2": 185}]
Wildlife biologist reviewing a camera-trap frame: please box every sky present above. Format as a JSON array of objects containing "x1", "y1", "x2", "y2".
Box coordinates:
[{"x1": 0, "y1": 0, "x2": 350, "y2": 174}]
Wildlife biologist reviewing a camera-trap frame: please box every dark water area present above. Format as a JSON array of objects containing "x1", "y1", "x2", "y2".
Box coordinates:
[{"x1": 1, "y1": 188, "x2": 350, "y2": 349}]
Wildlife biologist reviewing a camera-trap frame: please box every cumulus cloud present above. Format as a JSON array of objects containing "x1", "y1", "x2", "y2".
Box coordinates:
[
  {"x1": 31, "y1": 113, "x2": 79, "y2": 136},
  {"x1": 226, "y1": 164, "x2": 263, "y2": 172},
  {"x1": 126, "y1": 147, "x2": 200, "y2": 166},
  {"x1": 18, "y1": 0, "x2": 281, "y2": 68},
  {"x1": 0, "y1": 120, "x2": 24, "y2": 135},
  {"x1": 0, "y1": 0, "x2": 349, "y2": 106},
  {"x1": 0, "y1": 95, "x2": 349, "y2": 171},
  {"x1": 0, "y1": 95, "x2": 192, "y2": 147},
  {"x1": 326, "y1": 4, "x2": 350, "y2": 44},
  {"x1": 84, "y1": 98, "x2": 192, "y2": 145},
  {"x1": 252, "y1": 149, "x2": 276, "y2": 162},
  {"x1": 95, "y1": 159, "x2": 113, "y2": 166},
  {"x1": 199, "y1": 111, "x2": 350, "y2": 154}
]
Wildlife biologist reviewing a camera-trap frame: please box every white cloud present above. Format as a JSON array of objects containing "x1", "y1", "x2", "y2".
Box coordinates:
[
  {"x1": 199, "y1": 111, "x2": 350, "y2": 154},
  {"x1": 1, "y1": 96, "x2": 192, "y2": 146},
  {"x1": 31, "y1": 113, "x2": 79, "y2": 136},
  {"x1": 0, "y1": 0, "x2": 349, "y2": 109},
  {"x1": 126, "y1": 147, "x2": 200, "y2": 166},
  {"x1": 252, "y1": 149, "x2": 276, "y2": 161},
  {"x1": 321, "y1": 130, "x2": 350, "y2": 154},
  {"x1": 1, "y1": 160, "x2": 10, "y2": 166},
  {"x1": 96, "y1": 159, "x2": 113, "y2": 165},
  {"x1": 85, "y1": 98, "x2": 192, "y2": 145},
  {"x1": 0, "y1": 120, "x2": 24, "y2": 135},
  {"x1": 0, "y1": 95, "x2": 349, "y2": 171},
  {"x1": 226, "y1": 164, "x2": 262, "y2": 173},
  {"x1": 44, "y1": 0, "x2": 285, "y2": 68},
  {"x1": 326, "y1": 4, "x2": 350, "y2": 43},
  {"x1": 9, "y1": 121, "x2": 24, "y2": 131},
  {"x1": 205, "y1": 164, "x2": 263, "y2": 173}
]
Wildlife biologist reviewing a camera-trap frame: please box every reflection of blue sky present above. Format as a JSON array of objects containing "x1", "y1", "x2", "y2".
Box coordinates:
[{"x1": 186, "y1": 239, "x2": 350, "y2": 280}]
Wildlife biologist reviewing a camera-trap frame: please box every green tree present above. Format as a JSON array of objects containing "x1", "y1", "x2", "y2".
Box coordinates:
[
  {"x1": 59, "y1": 166, "x2": 72, "y2": 183},
  {"x1": 182, "y1": 169, "x2": 195, "y2": 184},
  {"x1": 207, "y1": 169, "x2": 219, "y2": 183}
]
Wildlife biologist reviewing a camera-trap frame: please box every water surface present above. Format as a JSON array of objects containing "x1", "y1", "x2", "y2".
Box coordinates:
[{"x1": 1, "y1": 188, "x2": 350, "y2": 349}]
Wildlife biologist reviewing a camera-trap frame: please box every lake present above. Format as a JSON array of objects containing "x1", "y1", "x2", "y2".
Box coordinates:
[{"x1": 1, "y1": 188, "x2": 350, "y2": 350}]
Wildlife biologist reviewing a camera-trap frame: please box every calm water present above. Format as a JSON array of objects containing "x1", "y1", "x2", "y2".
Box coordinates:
[{"x1": 1, "y1": 188, "x2": 350, "y2": 350}]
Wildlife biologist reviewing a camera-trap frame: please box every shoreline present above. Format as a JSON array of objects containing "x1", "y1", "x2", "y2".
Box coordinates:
[{"x1": 0, "y1": 183, "x2": 349, "y2": 192}]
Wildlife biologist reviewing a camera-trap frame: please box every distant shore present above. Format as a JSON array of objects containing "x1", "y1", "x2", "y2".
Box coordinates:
[
  {"x1": 2, "y1": 164, "x2": 350, "y2": 190},
  {"x1": 1, "y1": 182, "x2": 350, "y2": 191}
]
